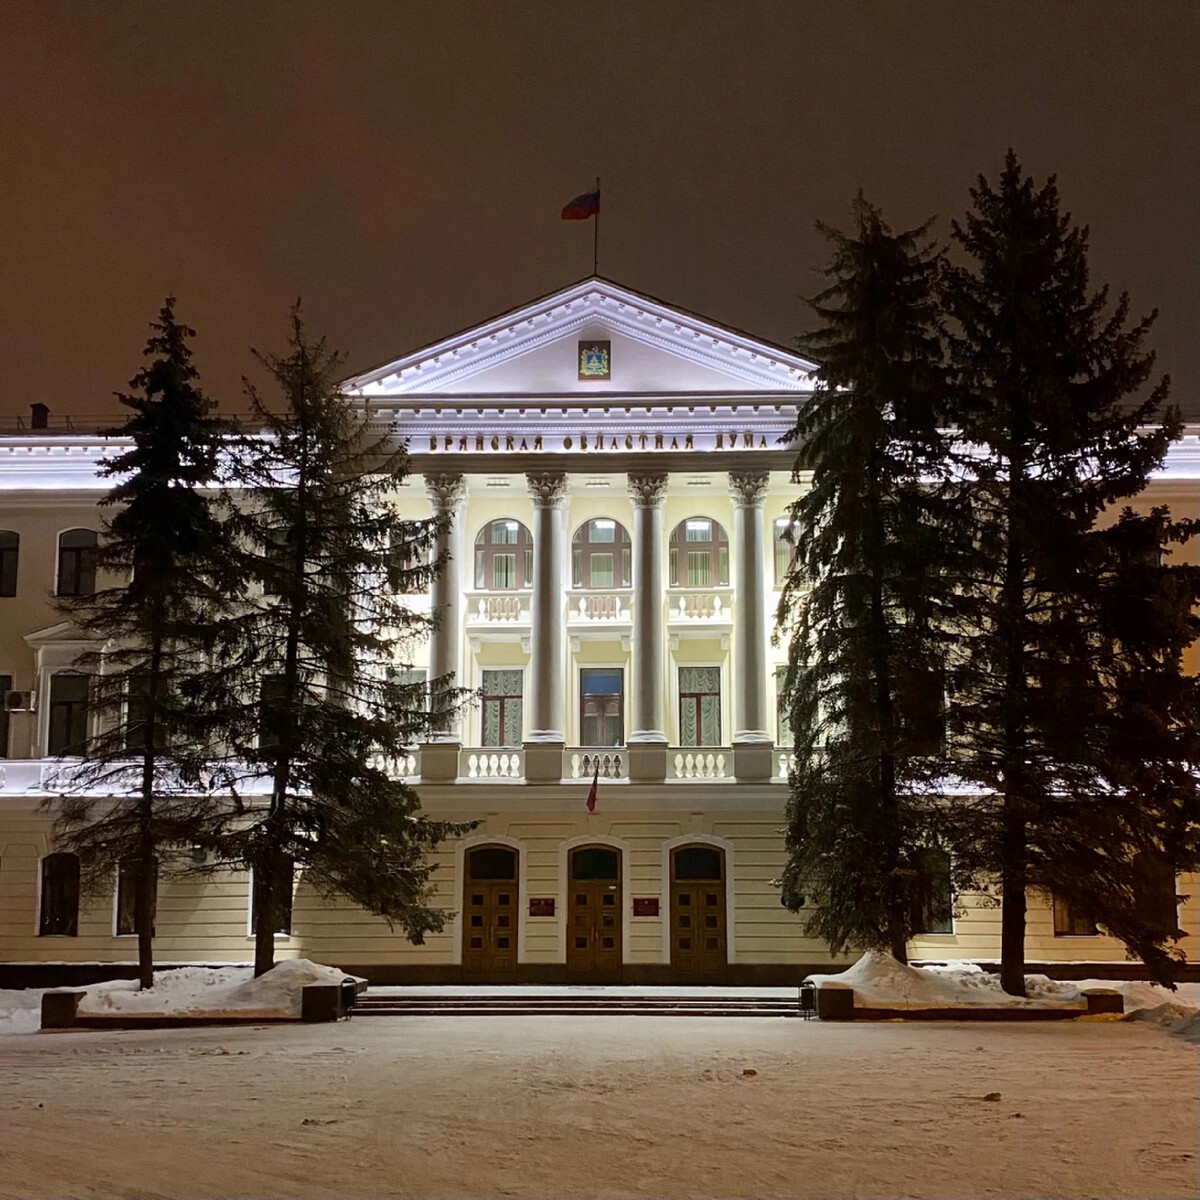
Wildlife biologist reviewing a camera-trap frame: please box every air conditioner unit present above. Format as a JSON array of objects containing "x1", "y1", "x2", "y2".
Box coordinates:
[{"x1": 3, "y1": 690, "x2": 36, "y2": 713}]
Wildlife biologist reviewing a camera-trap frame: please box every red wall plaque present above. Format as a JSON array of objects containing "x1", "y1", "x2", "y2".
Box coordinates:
[
  {"x1": 633, "y1": 897, "x2": 660, "y2": 917},
  {"x1": 528, "y1": 898, "x2": 555, "y2": 917}
]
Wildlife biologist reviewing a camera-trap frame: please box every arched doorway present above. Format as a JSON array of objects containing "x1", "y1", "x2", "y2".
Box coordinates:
[
  {"x1": 670, "y1": 844, "x2": 726, "y2": 978},
  {"x1": 463, "y1": 845, "x2": 519, "y2": 982},
  {"x1": 567, "y1": 845, "x2": 622, "y2": 981}
]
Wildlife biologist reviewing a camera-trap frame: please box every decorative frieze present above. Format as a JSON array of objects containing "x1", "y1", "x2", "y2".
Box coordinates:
[{"x1": 728, "y1": 470, "x2": 770, "y2": 507}]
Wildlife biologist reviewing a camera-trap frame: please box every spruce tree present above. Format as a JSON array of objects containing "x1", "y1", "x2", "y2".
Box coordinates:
[
  {"x1": 48, "y1": 300, "x2": 236, "y2": 989},
  {"x1": 941, "y1": 152, "x2": 1199, "y2": 993},
  {"x1": 777, "y1": 196, "x2": 954, "y2": 961},
  {"x1": 207, "y1": 308, "x2": 471, "y2": 976}
]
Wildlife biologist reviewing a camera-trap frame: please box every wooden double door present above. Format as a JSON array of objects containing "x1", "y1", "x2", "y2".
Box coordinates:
[
  {"x1": 670, "y1": 845, "x2": 727, "y2": 978},
  {"x1": 462, "y1": 845, "x2": 518, "y2": 982},
  {"x1": 567, "y1": 845, "x2": 622, "y2": 981}
]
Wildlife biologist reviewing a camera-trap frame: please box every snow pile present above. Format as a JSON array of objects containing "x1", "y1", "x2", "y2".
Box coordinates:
[
  {"x1": 74, "y1": 959, "x2": 363, "y2": 1021},
  {"x1": 0, "y1": 989, "x2": 44, "y2": 1035},
  {"x1": 807, "y1": 951, "x2": 1200, "y2": 1017}
]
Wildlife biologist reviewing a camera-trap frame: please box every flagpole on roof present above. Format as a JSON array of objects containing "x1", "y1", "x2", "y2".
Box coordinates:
[{"x1": 593, "y1": 176, "x2": 601, "y2": 275}]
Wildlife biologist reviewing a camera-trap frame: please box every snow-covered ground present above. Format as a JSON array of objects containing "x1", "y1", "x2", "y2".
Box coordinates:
[{"x1": 0, "y1": 1011, "x2": 1195, "y2": 1198}]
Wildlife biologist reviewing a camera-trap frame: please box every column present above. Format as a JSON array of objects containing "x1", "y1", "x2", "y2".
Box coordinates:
[
  {"x1": 524, "y1": 472, "x2": 568, "y2": 781},
  {"x1": 421, "y1": 473, "x2": 466, "y2": 782},
  {"x1": 627, "y1": 473, "x2": 668, "y2": 782},
  {"x1": 729, "y1": 470, "x2": 773, "y2": 781}
]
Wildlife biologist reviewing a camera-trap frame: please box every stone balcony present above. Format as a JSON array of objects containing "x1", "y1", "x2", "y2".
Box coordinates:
[
  {"x1": 463, "y1": 589, "x2": 531, "y2": 628},
  {"x1": 666, "y1": 586, "x2": 734, "y2": 628}
]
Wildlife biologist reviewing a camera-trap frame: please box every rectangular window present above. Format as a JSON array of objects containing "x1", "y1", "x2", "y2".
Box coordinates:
[
  {"x1": 251, "y1": 857, "x2": 294, "y2": 936},
  {"x1": 123, "y1": 677, "x2": 168, "y2": 753},
  {"x1": 685, "y1": 520, "x2": 711, "y2": 542},
  {"x1": 481, "y1": 669, "x2": 523, "y2": 747},
  {"x1": 589, "y1": 553, "x2": 614, "y2": 588},
  {"x1": 1053, "y1": 894, "x2": 1097, "y2": 936},
  {"x1": 116, "y1": 857, "x2": 159, "y2": 936},
  {"x1": 57, "y1": 531, "x2": 97, "y2": 597},
  {"x1": 773, "y1": 518, "x2": 795, "y2": 584},
  {"x1": 580, "y1": 669, "x2": 623, "y2": 747},
  {"x1": 525, "y1": 548, "x2": 533, "y2": 584},
  {"x1": 775, "y1": 666, "x2": 791, "y2": 746},
  {"x1": 897, "y1": 666, "x2": 946, "y2": 756},
  {"x1": 0, "y1": 532, "x2": 17, "y2": 597},
  {"x1": 572, "y1": 547, "x2": 583, "y2": 588},
  {"x1": 678, "y1": 667, "x2": 721, "y2": 747},
  {"x1": 492, "y1": 521, "x2": 518, "y2": 545},
  {"x1": 39, "y1": 853, "x2": 80, "y2": 936},
  {"x1": 686, "y1": 551, "x2": 711, "y2": 587},
  {"x1": 258, "y1": 675, "x2": 288, "y2": 751},
  {"x1": 910, "y1": 849, "x2": 953, "y2": 934},
  {"x1": 590, "y1": 520, "x2": 615, "y2": 543},
  {"x1": 492, "y1": 553, "x2": 517, "y2": 589},
  {"x1": 48, "y1": 674, "x2": 90, "y2": 756},
  {"x1": 0, "y1": 674, "x2": 10, "y2": 758}
]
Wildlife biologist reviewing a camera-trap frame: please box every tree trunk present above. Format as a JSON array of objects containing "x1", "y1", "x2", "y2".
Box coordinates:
[
  {"x1": 999, "y1": 799, "x2": 1028, "y2": 996},
  {"x1": 253, "y1": 853, "x2": 277, "y2": 977}
]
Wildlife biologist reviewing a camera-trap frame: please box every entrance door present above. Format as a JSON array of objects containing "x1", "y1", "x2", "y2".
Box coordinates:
[
  {"x1": 567, "y1": 846, "x2": 622, "y2": 981},
  {"x1": 463, "y1": 845, "x2": 518, "y2": 982},
  {"x1": 670, "y1": 844, "x2": 726, "y2": 979}
]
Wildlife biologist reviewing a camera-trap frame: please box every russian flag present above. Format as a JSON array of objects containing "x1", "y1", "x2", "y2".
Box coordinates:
[{"x1": 562, "y1": 189, "x2": 600, "y2": 220}]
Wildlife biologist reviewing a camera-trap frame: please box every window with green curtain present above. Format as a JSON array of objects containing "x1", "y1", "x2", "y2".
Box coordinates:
[
  {"x1": 481, "y1": 669, "x2": 523, "y2": 747},
  {"x1": 775, "y1": 666, "x2": 791, "y2": 745},
  {"x1": 679, "y1": 666, "x2": 721, "y2": 746}
]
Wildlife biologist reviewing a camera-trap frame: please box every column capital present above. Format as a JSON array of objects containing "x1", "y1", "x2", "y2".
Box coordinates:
[
  {"x1": 627, "y1": 472, "x2": 668, "y2": 508},
  {"x1": 424, "y1": 472, "x2": 467, "y2": 511},
  {"x1": 526, "y1": 471, "x2": 569, "y2": 508},
  {"x1": 728, "y1": 470, "x2": 769, "y2": 508}
]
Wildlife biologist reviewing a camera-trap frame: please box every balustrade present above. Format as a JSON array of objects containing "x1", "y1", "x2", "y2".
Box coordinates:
[
  {"x1": 667, "y1": 587, "x2": 733, "y2": 622},
  {"x1": 371, "y1": 751, "x2": 420, "y2": 779},
  {"x1": 565, "y1": 748, "x2": 627, "y2": 780},
  {"x1": 460, "y1": 749, "x2": 524, "y2": 780},
  {"x1": 464, "y1": 590, "x2": 531, "y2": 624},
  {"x1": 669, "y1": 749, "x2": 730, "y2": 780},
  {"x1": 775, "y1": 750, "x2": 797, "y2": 780},
  {"x1": 567, "y1": 591, "x2": 629, "y2": 622}
]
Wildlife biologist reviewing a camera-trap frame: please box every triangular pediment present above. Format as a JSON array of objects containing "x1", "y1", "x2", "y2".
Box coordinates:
[{"x1": 344, "y1": 278, "x2": 817, "y2": 398}]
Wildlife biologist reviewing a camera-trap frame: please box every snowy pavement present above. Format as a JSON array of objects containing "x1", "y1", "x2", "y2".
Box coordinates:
[{"x1": 0, "y1": 1013, "x2": 1196, "y2": 1198}]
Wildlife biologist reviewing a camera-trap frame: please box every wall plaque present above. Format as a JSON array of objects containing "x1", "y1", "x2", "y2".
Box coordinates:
[
  {"x1": 529, "y1": 898, "x2": 555, "y2": 917},
  {"x1": 633, "y1": 897, "x2": 660, "y2": 917}
]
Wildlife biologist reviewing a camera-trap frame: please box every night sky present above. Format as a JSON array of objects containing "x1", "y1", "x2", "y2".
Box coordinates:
[{"x1": 2, "y1": 2, "x2": 1196, "y2": 420}]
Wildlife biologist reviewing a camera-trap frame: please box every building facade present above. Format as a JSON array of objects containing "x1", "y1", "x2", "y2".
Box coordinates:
[{"x1": 1, "y1": 278, "x2": 1197, "y2": 983}]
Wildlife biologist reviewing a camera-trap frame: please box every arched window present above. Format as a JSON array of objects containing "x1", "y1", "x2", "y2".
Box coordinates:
[
  {"x1": 474, "y1": 519, "x2": 533, "y2": 590},
  {"x1": 57, "y1": 529, "x2": 97, "y2": 597},
  {"x1": 0, "y1": 530, "x2": 18, "y2": 597},
  {"x1": 772, "y1": 517, "x2": 798, "y2": 583},
  {"x1": 668, "y1": 518, "x2": 729, "y2": 587},
  {"x1": 39, "y1": 852, "x2": 80, "y2": 936},
  {"x1": 571, "y1": 519, "x2": 631, "y2": 589}
]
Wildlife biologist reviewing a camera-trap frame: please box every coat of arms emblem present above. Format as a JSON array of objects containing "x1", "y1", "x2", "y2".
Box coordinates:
[{"x1": 578, "y1": 339, "x2": 611, "y2": 380}]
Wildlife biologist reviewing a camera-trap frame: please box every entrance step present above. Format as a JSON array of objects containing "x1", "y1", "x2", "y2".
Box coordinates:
[{"x1": 353, "y1": 992, "x2": 803, "y2": 1018}]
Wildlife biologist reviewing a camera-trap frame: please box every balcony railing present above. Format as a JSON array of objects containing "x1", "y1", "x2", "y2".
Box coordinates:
[
  {"x1": 463, "y1": 590, "x2": 531, "y2": 625},
  {"x1": 774, "y1": 750, "x2": 796, "y2": 781},
  {"x1": 371, "y1": 751, "x2": 420, "y2": 780},
  {"x1": 460, "y1": 748, "x2": 524, "y2": 780},
  {"x1": 566, "y1": 589, "x2": 631, "y2": 624},
  {"x1": 564, "y1": 748, "x2": 627, "y2": 780},
  {"x1": 669, "y1": 749, "x2": 730, "y2": 780},
  {"x1": 666, "y1": 587, "x2": 734, "y2": 623}
]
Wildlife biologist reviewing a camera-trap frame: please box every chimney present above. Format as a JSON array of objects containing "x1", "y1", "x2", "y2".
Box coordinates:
[{"x1": 30, "y1": 403, "x2": 49, "y2": 430}]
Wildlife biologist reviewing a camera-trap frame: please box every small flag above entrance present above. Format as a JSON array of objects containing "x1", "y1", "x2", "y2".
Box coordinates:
[
  {"x1": 585, "y1": 761, "x2": 600, "y2": 812},
  {"x1": 562, "y1": 189, "x2": 600, "y2": 220}
]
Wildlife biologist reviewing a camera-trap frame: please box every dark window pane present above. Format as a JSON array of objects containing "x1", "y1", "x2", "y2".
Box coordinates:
[
  {"x1": 40, "y1": 853, "x2": 80, "y2": 936},
  {"x1": 251, "y1": 856, "x2": 294, "y2": 935},
  {"x1": 56, "y1": 529, "x2": 97, "y2": 597},
  {"x1": 674, "y1": 846, "x2": 723, "y2": 881},
  {"x1": 116, "y1": 857, "x2": 159, "y2": 936},
  {"x1": 572, "y1": 848, "x2": 619, "y2": 880},
  {"x1": 468, "y1": 847, "x2": 517, "y2": 880},
  {"x1": 0, "y1": 673, "x2": 10, "y2": 757},
  {"x1": 0, "y1": 531, "x2": 18, "y2": 597},
  {"x1": 48, "y1": 674, "x2": 90, "y2": 756},
  {"x1": 910, "y1": 849, "x2": 953, "y2": 934}
]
